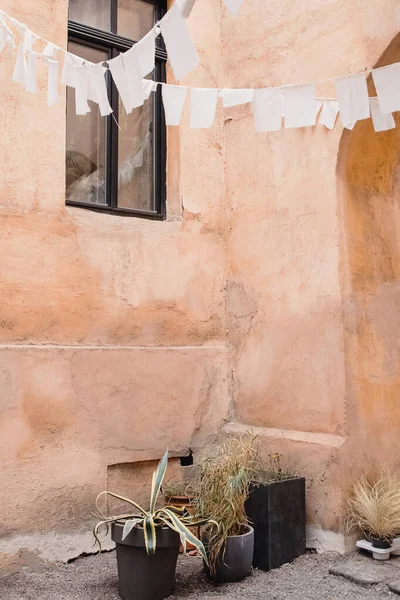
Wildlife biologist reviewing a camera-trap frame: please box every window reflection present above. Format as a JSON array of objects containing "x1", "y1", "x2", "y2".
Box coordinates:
[{"x1": 66, "y1": 43, "x2": 108, "y2": 205}]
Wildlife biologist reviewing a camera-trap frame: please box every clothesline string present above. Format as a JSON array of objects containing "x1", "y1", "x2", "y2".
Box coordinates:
[{"x1": 0, "y1": 7, "x2": 379, "y2": 96}]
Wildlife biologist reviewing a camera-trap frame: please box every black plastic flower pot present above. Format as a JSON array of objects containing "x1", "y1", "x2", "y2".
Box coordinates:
[
  {"x1": 111, "y1": 522, "x2": 180, "y2": 600},
  {"x1": 245, "y1": 477, "x2": 306, "y2": 571},
  {"x1": 370, "y1": 536, "x2": 392, "y2": 549},
  {"x1": 202, "y1": 525, "x2": 254, "y2": 583}
]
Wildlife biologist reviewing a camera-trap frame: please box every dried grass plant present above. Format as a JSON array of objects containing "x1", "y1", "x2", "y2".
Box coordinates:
[
  {"x1": 346, "y1": 467, "x2": 400, "y2": 541},
  {"x1": 194, "y1": 436, "x2": 259, "y2": 574}
]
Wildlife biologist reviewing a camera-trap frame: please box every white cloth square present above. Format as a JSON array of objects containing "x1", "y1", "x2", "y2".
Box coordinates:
[
  {"x1": 23, "y1": 29, "x2": 38, "y2": 50},
  {"x1": 61, "y1": 52, "x2": 84, "y2": 88},
  {"x1": 109, "y1": 55, "x2": 132, "y2": 113},
  {"x1": 42, "y1": 42, "x2": 59, "y2": 59},
  {"x1": 334, "y1": 73, "x2": 370, "y2": 123},
  {"x1": 178, "y1": 0, "x2": 197, "y2": 18},
  {"x1": 47, "y1": 58, "x2": 59, "y2": 106},
  {"x1": 88, "y1": 64, "x2": 112, "y2": 116},
  {"x1": 10, "y1": 17, "x2": 26, "y2": 40},
  {"x1": 160, "y1": 5, "x2": 199, "y2": 80},
  {"x1": 109, "y1": 52, "x2": 145, "y2": 113},
  {"x1": 190, "y1": 88, "x2": 219, "y2": 128},
  {"x1": 0, "y1": 17, "x2": 14, "y2": 55},
  {"x1": 252, "y1": 88, "x2": 282, "y2": 132},
  {"x1": 162, "y1": 84, "x2": 187, "y2": 125},
  {"x1": 143, "y1": 79, "x2": 158, "y2": 100},
  {"x1": 125, "y1": 27, "x2": 157, "y2": 78},
  {"x1": 122, "y1": 52, "x2": 146, "y2": 110},
  {"x1": 25, "y1": 49, "x2": 37, "y2": 93},
  {"x1": 220, "y1": 88, "x2": 253, "y2": 107},
  {"x1": 12, "y1": 44, "x2": 26, "y2": 85},
  {"x1": 318, "y1": 100, "x2": 339, "y2": 130},
  {"x1": 372, "y1": 63, "x2": 400, "y2": 115},
  {"x1": 74, "y1": 66, "x2": 91, "y2": 115},
  {"x1": 369, "y1": 97, "x2": 395, "y2": 132},
  {"x1": 0, "y1": 24, "x2": 7, "y2": 53},
  {"x1": 283, "y1": 83, "x2": 317, "y2": 128},
  {"x1": 222, "y1": 0, "x2": 243, "y2": 16}
]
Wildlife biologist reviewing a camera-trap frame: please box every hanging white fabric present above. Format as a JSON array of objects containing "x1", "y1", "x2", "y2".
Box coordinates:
[
  {"x1": 334, "y1": 73, "x2": 370, "y2": 124},
  {"x1": 283, "y1": 83, "x2": 317, "y2": 128},
  {"x1": 159, "y1": 5, "x2": 199, "y2": 80},
  {"x1": 372, "y1": 63, "x2": 400, "y2": 115},
  {"x1": 122, "y1": 52, "x2": 146, "y2": 110},
  {"x1": 343, "y1": 121, "x2": 356, "y2": 130},
  {"x1": 0, "y1": 18, "x2": 14, "y2": 55},
  {"x1": 62, "y1": 52, "x2": 84, "y2": 88},
  {"x1": 252, "y1": 88, "x2": 282, "y2": 132},
  {"x1": 0, "y1": 23, "x2": 7, "y2": 53},
  {"x1": 12, "y1": 43, "x2": 26, "y2": 85},
  {"x1": 162, "y1": 84, "x2": 187, "y2": 125},
  {"x1": 222, "y1": 0, "x2": 243, "y2": 16},
  {"x1": 178, "y1": 0, "x2": 197, "y2": 18},
  {"x1": 108, "y1": 55, "x2": 133, "y2": 113},
  {"x1": 190, "y1": 88, "x2": 219, "y2": 128},
  {"x1": 143, "y1": 79, "x2": 158, "y2": 100},
  {"x1": 42, "y1": 42, "x2": 58, "y2": 59},
  {"x1": 124, "y1": 27, "x2": 158, "y2": 79},
  {"x1": 74, "y1": 65, "x2": 91, "y2": 115},
  {"x1": 25, "y1": 49, "x2": 37, "y2": 93},
  {"x1": 220, "y1": 88, "x2": 253, "y2": 107},
  {"x1": 318, "y1": 100, "x2": 339, "y2": 130},
  {"x1": 108, "y1": 53, "x2": 145, "y2": 113},
  {"x1": 9, "y1": 17, "x2": 26, "y2": 40},
  {"x1": 87, "y1": 64, "x2": 113, "y2": 116},
  {"x1": 369, "y1": 97, "x2": 395, "y2": 132},
  {"x1": 23, "y1": 28, "x2": 39, "y2": 50},
  {"x1": 46, "y1": 58, "x2": 60, "y2": 106}
]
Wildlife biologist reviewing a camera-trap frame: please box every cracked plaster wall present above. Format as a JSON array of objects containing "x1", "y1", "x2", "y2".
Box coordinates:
[
  {"x1": 221, "y1": 0, "x2": 400, "y2": 534},
  {"x1": 0, "y1": 0, "x2": 231, "y2": 550}
]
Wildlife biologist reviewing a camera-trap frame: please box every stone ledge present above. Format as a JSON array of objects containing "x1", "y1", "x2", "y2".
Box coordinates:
[
  {"x1": 0, "y1": 531, "x2": 115, "y2": 565},
  {"x1": 224, "y1": 422, "x2": 347, "y2": 449}
]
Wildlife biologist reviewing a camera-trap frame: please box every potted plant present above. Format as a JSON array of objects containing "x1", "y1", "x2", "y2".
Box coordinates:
[
  {"x1": 346, "y1": 467, "x2": 400, "y2": 549},
  {"x1": 163, "y1": 480, "x2": 196, "y2": 509},
  {"x1": 245, "y1": 452, "x2": 306, "y2": 571},
  {"x1": 194, "y1": 437, "x2": 256, "y2": 583},
  {"x1": 163, "y1": 481, "x2": 197, "y2": 552},
  {"x1": 93, "y1": 450, "x2": 208, "y2": 600}
]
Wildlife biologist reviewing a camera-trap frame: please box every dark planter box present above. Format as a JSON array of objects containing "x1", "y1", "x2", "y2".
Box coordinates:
[{"x1": 245, "y1": 477, "x2": 306, "y2": 571}]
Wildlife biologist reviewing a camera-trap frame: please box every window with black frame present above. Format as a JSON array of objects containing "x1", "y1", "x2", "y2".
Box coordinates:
[{"x1": 66, "y1": 0, "x2": 166, "y2": 218}]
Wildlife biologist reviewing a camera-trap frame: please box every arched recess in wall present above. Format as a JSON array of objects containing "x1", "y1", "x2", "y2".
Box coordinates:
[{"x1": 337, "y1": 33, "x2": 400, "y2": 460}]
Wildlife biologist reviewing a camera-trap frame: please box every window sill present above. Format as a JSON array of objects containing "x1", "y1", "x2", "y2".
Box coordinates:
[{"x1": 66, "y1": 200, "x2": 166, "y2": 220}]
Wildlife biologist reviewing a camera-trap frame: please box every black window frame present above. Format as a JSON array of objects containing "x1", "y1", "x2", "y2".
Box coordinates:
[{"x1": 66, "y1": 0, "x2": 167, "y2": 220}]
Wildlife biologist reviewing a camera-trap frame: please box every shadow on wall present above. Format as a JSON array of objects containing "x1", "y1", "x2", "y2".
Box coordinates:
[{"x1": 337, "y1": 32, "x2": 400, "y2": 466}]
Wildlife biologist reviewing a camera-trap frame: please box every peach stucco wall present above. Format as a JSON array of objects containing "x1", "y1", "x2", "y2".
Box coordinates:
[
  {"x1": 0, "y1": 0, "x2": 230, "y2": 540},
  {"x1": 1, "y1": 0, "x2": 400, "y2": 557}
]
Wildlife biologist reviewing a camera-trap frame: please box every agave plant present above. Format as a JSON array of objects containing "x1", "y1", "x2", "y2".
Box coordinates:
[{"x1": 93, "y1": 449, "x2": 208, "y2": 561}]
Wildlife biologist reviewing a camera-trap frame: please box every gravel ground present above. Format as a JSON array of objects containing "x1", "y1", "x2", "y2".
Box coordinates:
[{"x1": 0, "y1": 550, "x2": 398, "y2": 600}]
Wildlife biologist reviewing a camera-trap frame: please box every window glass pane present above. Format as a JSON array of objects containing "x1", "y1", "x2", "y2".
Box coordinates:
[
  {"x1": 69, "y1": 0, "x2": 111, "y2": 32},
  {"x1": 66, "y1": 43, "x2": 108, "y2": 206},
  {"x1": 118, "y1": 92, "x2": 154, "y2": 211},
  {"x1": 117, "y1": 0, "x2": 155, "y2": 41}
]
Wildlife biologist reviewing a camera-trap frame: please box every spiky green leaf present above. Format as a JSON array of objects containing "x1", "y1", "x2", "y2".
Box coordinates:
[
  {"x1": 122, "y1": 518, "x2": 142, "y2": 541},
  {"x1": 162, "y1": 508, "x2": 208, "y2": 564},
  {"x1": 96, "y1": 491, "x2": 147, "y2": 516},
  {"x1": 160, "y1": 505, "x2": 186, "y2": 516},
  {"x1": 143, "y1": 515, "x2": 156, "y2": 555},
  {"x1": 150, "y1": 449, "x2": 169, "y2": 513}
]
